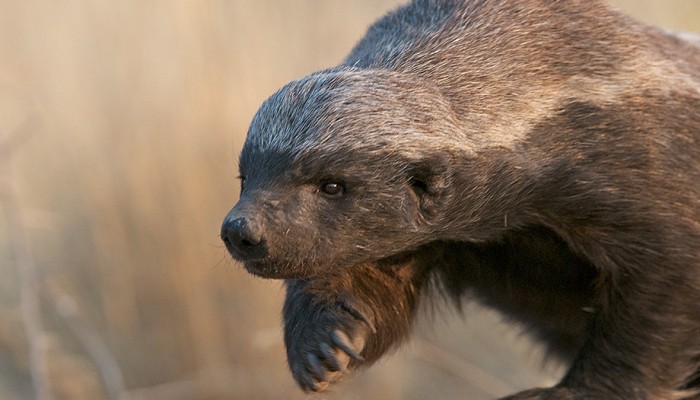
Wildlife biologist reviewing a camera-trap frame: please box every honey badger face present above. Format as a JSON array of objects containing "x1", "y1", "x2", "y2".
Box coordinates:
[{"x1": 220, "y1": 69, "x2": 458, "y2": 279}]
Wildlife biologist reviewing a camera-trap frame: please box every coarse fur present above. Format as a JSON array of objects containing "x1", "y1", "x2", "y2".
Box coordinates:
[{"x1": 221, "y1": 0, "x2": 700, "y2": 398}]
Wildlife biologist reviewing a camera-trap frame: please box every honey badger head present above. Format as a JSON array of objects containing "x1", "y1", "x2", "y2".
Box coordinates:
[{"x1": 221, "y1": 68, "x2": 463, "y2": 279}]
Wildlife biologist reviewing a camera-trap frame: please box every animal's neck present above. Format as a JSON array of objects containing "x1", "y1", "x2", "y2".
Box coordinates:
[{"x1": 438, "y1": 148, "x2": 540, "y2": 243}]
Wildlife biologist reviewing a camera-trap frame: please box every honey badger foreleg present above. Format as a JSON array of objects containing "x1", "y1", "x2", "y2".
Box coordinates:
[{"x1": 282, "y1": 256, "x2": 430, "y2": 392}]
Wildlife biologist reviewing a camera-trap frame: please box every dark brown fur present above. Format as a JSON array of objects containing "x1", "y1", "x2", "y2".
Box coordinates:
[{"x1": 221, "y1": 0, "x2": 700, "y2": 398}]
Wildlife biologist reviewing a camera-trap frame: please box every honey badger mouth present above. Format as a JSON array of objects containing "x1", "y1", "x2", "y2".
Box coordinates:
[{"x1": 235, "y1": 244, "x2": 418, "y2": 281}]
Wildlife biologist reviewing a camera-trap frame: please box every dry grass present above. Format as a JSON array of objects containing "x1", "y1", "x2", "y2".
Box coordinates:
[{"x1": 0, "y1": 1, "x2": 697, "y2": 399}]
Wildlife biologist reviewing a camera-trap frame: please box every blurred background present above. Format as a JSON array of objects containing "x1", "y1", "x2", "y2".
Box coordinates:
[{"x1": 0, "y1": 1, "x2": 697, "y2": 399}]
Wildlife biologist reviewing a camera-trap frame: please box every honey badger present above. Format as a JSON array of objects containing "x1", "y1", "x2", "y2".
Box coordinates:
[{"x1": 221, "y1": 0, "x2": 700, "y2": 398}]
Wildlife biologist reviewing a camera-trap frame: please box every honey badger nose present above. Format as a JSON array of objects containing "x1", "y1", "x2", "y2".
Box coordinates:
[{"x1": 221, "y1": 217, "x2": 266, "y2": 260}]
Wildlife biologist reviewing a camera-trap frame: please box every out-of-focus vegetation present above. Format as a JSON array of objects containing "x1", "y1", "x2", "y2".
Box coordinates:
[{"x1": 0, "y1": 1, "x2": 697, "y2": 399}]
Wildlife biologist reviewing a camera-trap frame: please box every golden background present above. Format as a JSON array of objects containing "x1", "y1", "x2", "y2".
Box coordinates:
[{"x1": 0, "y1": 1, "x2": 698, "y2": 399}]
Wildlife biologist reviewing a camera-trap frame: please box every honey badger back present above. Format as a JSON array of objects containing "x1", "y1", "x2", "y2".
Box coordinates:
[{"x1": 221, "y1": 0, "x2": 700, "y2": 398}]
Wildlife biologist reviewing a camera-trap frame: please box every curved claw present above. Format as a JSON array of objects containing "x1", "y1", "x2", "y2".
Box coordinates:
[
  {"x1": 331, "y1": 330, "x2": 365, "y2": 362},
  {"x1": 298, "y1": 370, "x2": 318, "y2": 392},
  {"x1": 338, "y1": 300, "x2": 377, "y2": 334},
  {"x1": 319, "y1": 342, "x2": 345, "y2": 372},
  {"x1": 306, "y1": 353, "x2": 327, "y2": 382}
]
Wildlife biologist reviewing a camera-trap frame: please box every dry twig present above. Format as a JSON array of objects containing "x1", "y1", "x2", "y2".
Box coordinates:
[
  {"x1": 43, "y1": 281, "x2": 129, "y2": 400},
  {"x1": 1, "y1": 119, "x2": 52, "y2": 400}
]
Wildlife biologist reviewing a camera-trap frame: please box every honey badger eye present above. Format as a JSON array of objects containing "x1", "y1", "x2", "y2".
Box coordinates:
[{"x1": 320, "y1": 182, "x2": 344, "y2": 197}]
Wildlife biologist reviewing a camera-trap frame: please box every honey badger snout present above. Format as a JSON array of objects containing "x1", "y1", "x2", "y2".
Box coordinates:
[{"x1": 220, "y1": 211, "x2": 267, "y2": 260}]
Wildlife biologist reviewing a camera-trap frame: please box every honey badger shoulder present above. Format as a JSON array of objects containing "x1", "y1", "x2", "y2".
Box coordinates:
[{"x1": 221, "y1": 0, "x2": 700, "y2": 398}]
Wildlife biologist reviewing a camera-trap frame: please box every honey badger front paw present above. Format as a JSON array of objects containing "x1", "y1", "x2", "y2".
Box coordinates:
[{"x1": 285, "y1": 301, "x2": 372, "y2": 392}]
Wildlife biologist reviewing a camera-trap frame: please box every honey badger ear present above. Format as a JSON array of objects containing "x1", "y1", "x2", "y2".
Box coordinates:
[{"x1": 407, "y1": 155, "x2": 452, "y2": 218}]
